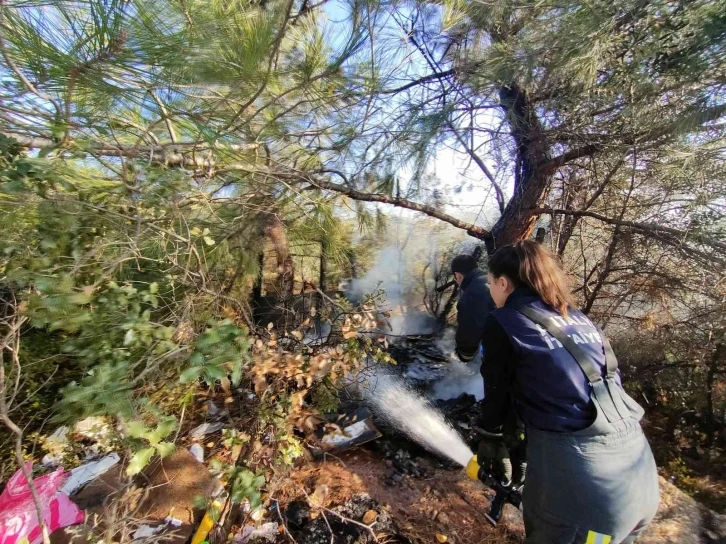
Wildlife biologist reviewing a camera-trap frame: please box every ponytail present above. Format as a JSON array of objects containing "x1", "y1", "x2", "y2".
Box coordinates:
[{"x1": 488, "y1": 240, "x2": 574, "y2": 315}]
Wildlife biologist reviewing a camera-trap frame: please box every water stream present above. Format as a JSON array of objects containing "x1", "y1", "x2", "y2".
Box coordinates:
[{"x1": 364, "y1": 372, "x2": 474, "y2": 467}]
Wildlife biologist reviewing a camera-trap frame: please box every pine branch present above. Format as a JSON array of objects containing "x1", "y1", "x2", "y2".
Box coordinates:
[
  {"x1": 377, "y1": 69, "x2": 456, "y2": 95},
  {"x1": 532, "y1": 207, "x2": 726, "y2": 257},
  {"x1": 0, "y1": 3, "x2": 62, "y2": 118},
  {"x1": 309, "y1": 177, "x2": 490, "y2": 238},
  {"x1": 5, "y1": 132, "x2": 259, "y2": 167},
  {"x1": 449, "y1": 123, "x2": 505, "y2": 213},
  {"x1": 218, "y1": 165, "x2": 491, "y2": 238},
  {"x1": 541, "y1": 103, "x2": 726, "y2": 172}
]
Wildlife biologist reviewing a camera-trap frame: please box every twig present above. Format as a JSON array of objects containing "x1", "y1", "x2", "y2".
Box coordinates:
[
  {"x1": 149, "y1": 89, "x2": 178, "y2": 143},
  {"x1": 319, "y1": 509, "x2": 335, "y2": 544},
  {"x1": 273, "y1": 498, "x2": 298, "y2": 543},
  {"x1": 0, "y1": 311, "x2": 51, "y2": 544},
  {"x1": 319, "y1": 506, "x2": 380, "y2": 543},
  {"x1": 322, "y1": 451, "x2": 348, "y2": 469},
  {"x1": 301, "y1": 489, "x2": 380, "y2": 544}
]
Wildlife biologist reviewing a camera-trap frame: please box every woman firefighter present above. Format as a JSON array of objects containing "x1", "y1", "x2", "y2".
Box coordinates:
[{"x1": 453, "y1": 241, "x2": 659, "y2": 544}]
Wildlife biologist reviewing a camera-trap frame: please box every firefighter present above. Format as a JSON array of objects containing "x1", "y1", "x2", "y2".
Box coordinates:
[
  {"x1": 451, "y1": 254, "x2": 496, "y2": 362},
  {"x1": 474, "y1": 240, "x2": 659, "y2": 544}
]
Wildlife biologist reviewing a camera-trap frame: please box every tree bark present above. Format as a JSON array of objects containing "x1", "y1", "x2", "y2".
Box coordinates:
[
  {"x1": 488, "y1": 83, "x2": 552, "y2": 252},
  {"x1": 262, "y1": 216, "x2": 295, "y2": 302},
  {"x1": 705, "y1": 340, "x2": 724, "y2": 447}
]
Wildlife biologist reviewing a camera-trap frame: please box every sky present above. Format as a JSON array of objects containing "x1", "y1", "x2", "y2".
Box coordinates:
[{"x1": 322, "y1": 0, "x2": 508, "y2": 232}]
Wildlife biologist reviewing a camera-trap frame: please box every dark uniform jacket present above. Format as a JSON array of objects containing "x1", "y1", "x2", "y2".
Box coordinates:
[
  {"x1": 479, "y1": 286, "x2": 621, "y2": 434},
  {"x1": 455, "y1": 268, "x2": 496, "y2": 361}
]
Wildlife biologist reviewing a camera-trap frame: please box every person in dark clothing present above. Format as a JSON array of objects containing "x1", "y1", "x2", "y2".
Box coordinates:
[
  {"x1": 451, "y1": 254, "x2": 525, "y2": 485},
  {"x1": 451, "y1": 254, "x2": 496, "y2": 362},
  {"x1": 476, "y1": 241, "x2": 659, "y2": 544}
]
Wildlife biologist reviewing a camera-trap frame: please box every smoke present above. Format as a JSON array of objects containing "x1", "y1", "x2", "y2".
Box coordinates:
[
  {"x1": 386, "y1": 310, "x2": 438, "y2": 336},
  {"x1": 345, "y1": 227, "x2": 485, "y2": 402},
  {"x1": 348, "y1": 246, "x2": 404, "y2": 306}
]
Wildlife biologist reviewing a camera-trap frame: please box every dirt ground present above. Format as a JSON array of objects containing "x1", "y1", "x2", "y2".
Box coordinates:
[
  {"x1": 50, "y1": 441, "x2": 726, "y2": 544},
  {"x1": 280, "y1": 449, "x2": 522, "y2": 544},
  {"x1": 277, "y1": 448, "x2": 726, "y2": 544}
]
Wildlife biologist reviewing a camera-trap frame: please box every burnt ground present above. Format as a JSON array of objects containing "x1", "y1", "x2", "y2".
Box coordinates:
[{"x1": 277, "y1": 448, "x2": 525, "y2": 544}]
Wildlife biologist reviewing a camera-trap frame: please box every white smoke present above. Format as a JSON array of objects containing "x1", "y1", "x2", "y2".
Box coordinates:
[{"x1": 348, "y1": 246, "x2": 404, "y2": 306}]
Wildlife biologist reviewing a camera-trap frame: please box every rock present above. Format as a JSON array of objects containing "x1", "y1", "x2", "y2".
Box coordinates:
[
  {"x1": 362, "y1": 510, "x2": 378, "y2": 524},
  {"x1": 638, "y1": 477, "x2": 726, "y2": 544}
]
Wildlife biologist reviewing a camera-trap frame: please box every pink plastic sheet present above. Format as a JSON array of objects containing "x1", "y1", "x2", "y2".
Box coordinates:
[{"x1": 0, "y1": 463, "x2": 85, "y2": 544}]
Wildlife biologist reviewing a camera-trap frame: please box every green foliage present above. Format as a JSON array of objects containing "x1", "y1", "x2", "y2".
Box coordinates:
[
  {"x1": 209, "y1": 459, "x2": 266, "y2": 509},
  {"x1": 180, "y1": 319, "x2": 251, "y2": 386},
  {"x1": 125, "y1": 416, "x2": 177, "y2": 475},
  {"x1": 311, "y1": 380, "x2": 340, "y2": 414}
]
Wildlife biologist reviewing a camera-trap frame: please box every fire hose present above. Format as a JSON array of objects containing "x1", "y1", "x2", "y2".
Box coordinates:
[{"x1": 465, "y1": 456, "x2": 523, "y2": 526}]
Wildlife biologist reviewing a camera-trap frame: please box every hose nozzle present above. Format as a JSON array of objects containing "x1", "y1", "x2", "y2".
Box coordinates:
[{"x1": 465, "y1": 455, "x2": 480, "y2": 481}]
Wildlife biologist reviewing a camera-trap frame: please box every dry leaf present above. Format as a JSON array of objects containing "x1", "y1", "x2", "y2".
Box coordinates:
[
  {"x1": 435, "y1": 534, "x2": 448, "y2": 543},
  {"x1": 254, "y1": 375, "x2": 267, "y2": 394},
  {"x1": 267, "y1": 322, "x2": 274, "y2": 330},
  {"x1": 309, "y1": 485, "x2": 329, "y2": 507},
  {"x1": 362, "y1": 510, "x2": 378, "y2": 525},
  {"x1": 220, "y1": 377, "x2": 231, "y2": 393},
  {"x1": 343, "y1": 331, "x2": 357, "y2": 339}
]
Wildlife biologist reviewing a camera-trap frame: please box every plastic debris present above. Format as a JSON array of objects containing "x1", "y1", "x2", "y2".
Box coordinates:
[
  {"x1": 235, "y1": 522, "x2": 279, "y2": 543},
  {"x1": 40, "y1": 427, "x2": 70, "y2": 468},
  {"x1": 189, "y1": 422, "x2": 225, "y2": 441},
  {"x1": 133, "y1": 524, "x2": 165, "y2": 539},
  {"x1": 74, "y1": 416, "x2": 111, "y2": 441},
  {"x1": 310, "y1": 407, "x2": 381, "y2": 458},
  {"x1": 189, "y1": 444, "x2": 205, "y2": 463},
  {"x1": 191, "y1": 500, "x2": 222, "y2": 544},
  {"x1": 164, "y1": 516, "x2": 183, "y2": 527},
  {"x1": 250, "y1": 506, "x2": 265, "y2": 521},
  {"x1": 60, "y1": 453, "x2": 120, "y2": 495},
  {"x1": 204, "y1": 401, "x2": 220, "y2": 416},
  {"x1": 0, "y1": 463, "x2": 85, "y2": 544}
]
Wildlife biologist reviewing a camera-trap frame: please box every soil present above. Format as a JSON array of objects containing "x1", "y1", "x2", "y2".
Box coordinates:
[
  {"x1": 275, "y1": 449, "x2": 525, "y2": 544},
  {"x1": 50, "y1": 437, "x2": 726, "y2": 544}
]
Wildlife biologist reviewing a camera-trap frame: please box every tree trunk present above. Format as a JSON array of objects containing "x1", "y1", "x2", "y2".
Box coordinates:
[
  {"x1": 487, "y1": 83, "x2": 552, "y2": 253},
  {"x1": 705, "y1": 341, "x2": 724, "y2": 447},
  {"x1": 319, "y1": 241, "x2": 326, "y2": 293},
  {"x1": 262, "y1": 216, "x2": 295, "y2": 302}
]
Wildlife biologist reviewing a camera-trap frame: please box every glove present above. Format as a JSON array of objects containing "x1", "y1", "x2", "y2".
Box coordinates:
[
  {"x1": 476, "y1": 432, "x2": 512, "y2": 485},
  {"x1": 510, "y1": 437, "x2": 527, "y2": 487}
]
